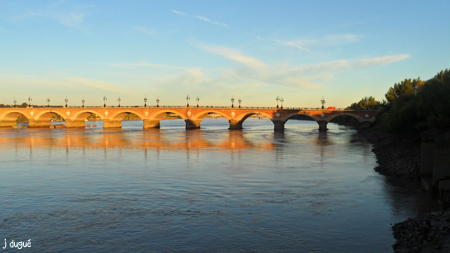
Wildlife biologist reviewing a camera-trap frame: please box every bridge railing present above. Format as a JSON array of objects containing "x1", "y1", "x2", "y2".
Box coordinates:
[{"x1": 0, "y1": 105, "x2": 378, "y2": 111}]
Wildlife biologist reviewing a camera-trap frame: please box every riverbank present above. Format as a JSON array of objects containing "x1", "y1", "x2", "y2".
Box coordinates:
[{"x1": 359, "y1": 128, "x2": 450, "y2": 252}]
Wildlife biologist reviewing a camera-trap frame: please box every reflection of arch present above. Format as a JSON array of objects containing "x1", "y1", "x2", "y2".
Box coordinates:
[
  {"x1": 72, "y1": 110, "x2": 105, "y2": 120},
  {"x1": 191, "y1": 110, "x2": 231, "y2": 121},
  {"x1": 280, "y1": 113, "x2": 320, "y2": 122},
  {"x1": 326, "y1": 113, "x2": 365, "y2": 122},
  {"x1": 35, "y1": 111, "x2": 66, "y2": 121},
  {"x1": 0, "y1": 111, "x2": 30, "y2": 121},
  {"x1": 149, "y1": 110, "x2": 187, "y2": 121},
  {"x1": 109, "y1": 110, "x2": 145, "y2": 120}
]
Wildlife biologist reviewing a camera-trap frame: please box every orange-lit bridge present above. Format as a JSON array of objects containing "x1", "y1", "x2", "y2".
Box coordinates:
[{"x1": 0, "y1": 106, "x2": 377, "y2": 131}]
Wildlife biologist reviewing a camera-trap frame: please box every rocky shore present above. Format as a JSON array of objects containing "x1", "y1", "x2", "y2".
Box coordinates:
[{"x1": 359, "y1": 128, "x2": 450, "y2": 252}]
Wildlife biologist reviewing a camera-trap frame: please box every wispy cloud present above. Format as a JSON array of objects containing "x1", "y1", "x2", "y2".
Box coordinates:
[
  {"x1": 170, "y1": 9, "x2": 228, "y2": 27},
  {"x1": 195, "y1": 16, "x2": 228, "y2": 27},
  {"x1": 199, "y1": 46, "x2": 266, "y2": 69},
  {"x1": 272, "y1": 39, "x2": 310, "y2": 51},
  {"x1": 23, "y1": 2, "x2": 94, "y2": 33},
  {"x1": 355, "y1": 54, "x2": 411, "y2": 68},
  {"x1": 171, "y1": 9, "x2": 188, "y2": 16},
  {"x1": 273, "y1": 33, "x2": 363, "y2": 51},
  {"x1": 105, "y1": 60, "x2": 188, "y2": 70},
  {"x1": 199, "y1": 44, "x2": 410, "y2": 89}
]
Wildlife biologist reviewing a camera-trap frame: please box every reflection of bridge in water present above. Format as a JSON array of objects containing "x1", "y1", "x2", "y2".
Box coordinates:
[
  {"x1": 0, "y1": 106, "x2": 377, "y2": 131},
  {"x1": 0, "y1": 128, "x2": 276, "y2": 152}
]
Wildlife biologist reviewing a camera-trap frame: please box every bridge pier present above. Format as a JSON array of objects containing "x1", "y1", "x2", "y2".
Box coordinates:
[
  {"x1": 185, "y1": 119, "x2": 201, "y2": 130},
  {"x1": 318, "y1": 120, "x2": 328, "y2": 132},
  {"x1": 143, "y1": 119, "x2": 161, "y2": 129},
  {"x1": 361, "y1": 121, "x2": 372, "y2": 129},
  {"x1": 65, "y1": 120, "x2": 86, "y2": 128},
  {"x1": 229, "y1": 119, "x2": 243, "y2": 130},
  {"x1": 0, "y1": 120, "x2": 18, "y2": 128},
  {"x1": 103, "y1": 120, "x2": 122, "y2": 128},
  {"x1": 273, "y1": 120, "x2": 285, "y2": 131},
  {"x1": 28, "y1": 120, "x2": 51, "y2": 128}
]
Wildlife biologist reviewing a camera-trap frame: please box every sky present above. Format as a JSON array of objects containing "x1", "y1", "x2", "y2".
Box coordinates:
[{"x1": 1, "y1": 0, "x2": 449, "y2": 108}]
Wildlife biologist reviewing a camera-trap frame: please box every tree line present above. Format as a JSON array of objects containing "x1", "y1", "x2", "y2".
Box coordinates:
[{"x1": 347, "y1": 69, "x2": 450, "y2": 135}]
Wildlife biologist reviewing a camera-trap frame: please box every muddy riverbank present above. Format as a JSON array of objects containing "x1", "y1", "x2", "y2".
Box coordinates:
[{"x1": 359, "y1": 128, "x2": 450, "y2": 252}]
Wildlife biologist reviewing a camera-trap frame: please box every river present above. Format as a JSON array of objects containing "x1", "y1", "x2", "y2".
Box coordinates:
[{"x1": 0, "y1": 118, "x2": 440, "y2": 252}]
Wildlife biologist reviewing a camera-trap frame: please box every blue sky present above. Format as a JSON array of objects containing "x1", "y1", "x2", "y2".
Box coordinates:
[{"x1": 1, "y1": 0, "x2": 449, "y2": 108}]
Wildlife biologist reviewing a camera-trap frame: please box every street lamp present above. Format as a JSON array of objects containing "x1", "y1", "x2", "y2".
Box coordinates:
[
  {"x1": 186, "y1": 95, "x2": 190, "y2": 107},
  {"x1": 46, "y1": 98, "x2": 50, "y2": 108},
  {"x1": 13, "y1": 98, "x2": 17, "y2": 108},
  {"x1": 196, "y1": 96, "x2": 199, "y2": 108},
  {"x1": 82, "y1": 98, "x2": 85, "y2": 108},
  {"x1": 65, "y1": 97, "x2": 68, "y2": 108},
  {"x1": 238, "y1": 97, "x2": 242, "y2": 108},
  {"x1": 280, "y1": 97, "x2": 284, "y2": 109},
  {"x1": 320, "y1": 96, "x2": 326, "y2": 110},
  {"x1": 156, "y1": 96, "x2": 160, "y2": 107},
  {"x1": 103, "y1": 96, "x2": 107, "y2": 107},
  {"x1": 117, "y1": 97, "x2": 121, "y2": 107},
  {"x1": 28, "y1": 96, "x2": 32, "y2": 108},
  {"x1": 276, "y1": 96, "x2": 280, "y2": 109},
  {"x1": 144, "y1": 96, "x2": 147, "y2": 107},
  {"x1": 231, "y1": 96, "x2": 235, "y2": 108}
]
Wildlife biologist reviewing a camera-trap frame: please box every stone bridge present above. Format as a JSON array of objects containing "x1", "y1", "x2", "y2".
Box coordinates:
[{"x1": 0, "y1": 106, "x2": 377, "y2": 131}]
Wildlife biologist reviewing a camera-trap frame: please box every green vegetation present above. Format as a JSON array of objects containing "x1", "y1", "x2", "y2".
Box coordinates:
[
  {"x1": 346, "y1": 96, "x2": 383, "y2": 110},
  {"x1": 348, "y1": 69, "x2": 450, "y2": 136}
]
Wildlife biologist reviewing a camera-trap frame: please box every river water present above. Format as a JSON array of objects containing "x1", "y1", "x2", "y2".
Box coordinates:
[{"x1": 0, "y1": 118, "x2": 439, "y2": 252}]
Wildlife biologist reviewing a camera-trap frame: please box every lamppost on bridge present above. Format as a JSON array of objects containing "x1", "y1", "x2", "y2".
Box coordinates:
[
  {"x1": 231, "y1": 96, "x2": 235, "y2": 108},
  {"x1": 103, "y1": 96, "x2": 107, "y2": 107},
  {"x1": 46, "y1": 98, "x2": 50, "y2": 108},
  {"x1": 280, "y1": 97, "x2": 284, "y2": 109},
  {"x1": 186, "y1": 95, "x2": 190, "y2": 107},
  {"x1": 82, "y1": 98, "x2": 85, "y2": 108},
  {"x1": 276, "y1": 96, "x2": 280, "y2": 109},
  {"x1": 28, "y1": 96, "x2": 32, "y2": 108},
  {"x1": 144, "y1": 96, "x2": 147, "y2": 107},
  {"x1": 238, "y1": 97, "x2": 242, "y2": 108},
  {"x1": 13, "y1": 98, "x2": 17, "y2": 108},
  {"x1": 156, "y1": 96, "x2": 160, "y2": 107},
  {"x1": 64, "y1": 97, "x2": 69, "y2": 108},
  {"x1": 320, "y1": 96, "x2": 325, "y2": 110},
  {"x1": 196, "y1": 96, "x2": 199, "y2": 108},
  {"x1": 117, "y1": 97, "x2": 121, "y2": 107}
]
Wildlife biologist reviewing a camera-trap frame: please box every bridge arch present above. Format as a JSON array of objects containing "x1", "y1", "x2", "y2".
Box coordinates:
[
  {"x1": 109, "y1": 110, "x2": 145, "y2": 120},
  {"x1": 235, "y1": 111, "x2": 274, "y2": 122},
  {"x1": 280, "y1": 112, "x2": 321, "y2": 122},
  {"x1": 0, "y1": 111, "x2": 30, "y2": 121},
  {"x1": 0, "y1": 111, "x2": 30, "y2": 128},
  {"x1": 325, "y1": 112, "x2": 367, "y2": 123},
  {"x1": 191, "y1": 110, "x2": 231, "y2": 121},
  {"x1": 143, "y1": 110, "x2": 188, "y2": 129},
  {"x1": 34, "y1": 111, "x2": 67, "y2": 121},
  {"x1": 148, "y1": 110, "x2": 187, "y2": 121},
  {"x1": 228, "y1": 111, "x2": 274, "y2": 130},
  {"x1": 72, "y1": 110, "x2": 105, "y2": 121}
]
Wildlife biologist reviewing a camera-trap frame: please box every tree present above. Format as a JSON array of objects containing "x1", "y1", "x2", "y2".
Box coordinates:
[
  {"x1": 346, "y1": 96, "x2": 382, "y2": 110},
  {"x1": 385, "y1": 78, "x2": 424, "y2": 104}
]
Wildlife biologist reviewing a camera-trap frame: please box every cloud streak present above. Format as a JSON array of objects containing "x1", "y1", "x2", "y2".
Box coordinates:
[
  {"x1": 199, "y1": 44, "x2": 410, "y2": 89},
  {"x1": 195, "y1": 16, "x2": 228, "y2": 27},
  {"x1": 25, "y1": 3, "x2": 94, "y2": 33},
  {"x1": 171, "y1": 10, "x2": 187, "y2": 16},
  {"x1": 273, "y1": 33, "x2": 363, "y2": 51}
]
